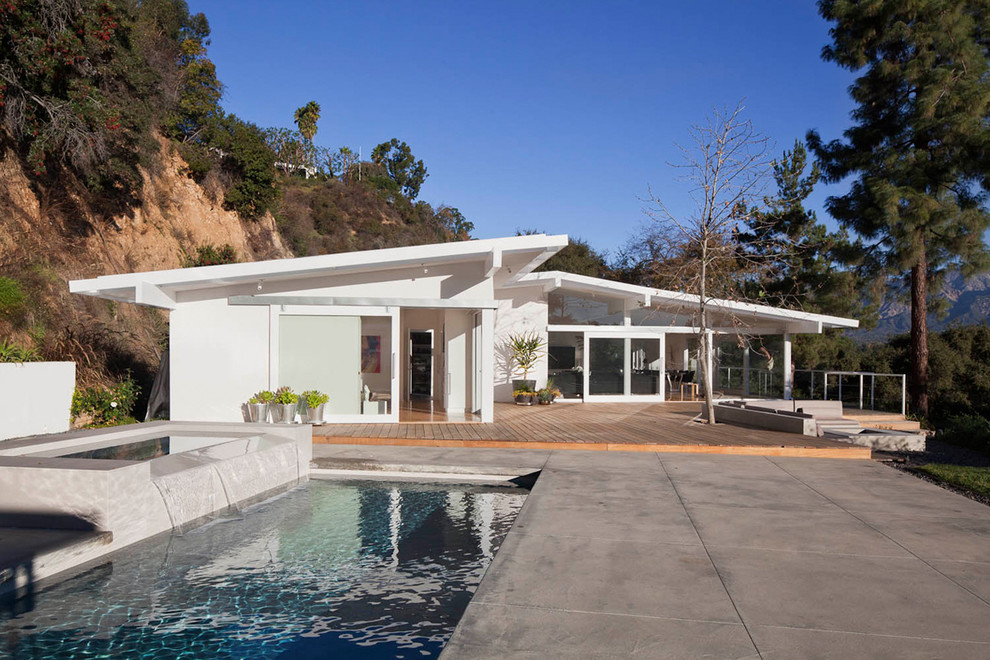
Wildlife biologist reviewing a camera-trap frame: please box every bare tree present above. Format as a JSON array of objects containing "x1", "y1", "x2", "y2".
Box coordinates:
[{"x1": 643, "y1": 102, "x2": 772, "y2": 424}]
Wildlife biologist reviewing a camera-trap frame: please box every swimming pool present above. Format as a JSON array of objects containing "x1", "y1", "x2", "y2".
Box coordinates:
[{"x1": 0, "y1": 479, "x2": 526, "y2": 659}]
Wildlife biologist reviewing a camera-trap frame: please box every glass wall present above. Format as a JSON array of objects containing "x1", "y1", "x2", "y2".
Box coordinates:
[
  {"x1": 630, "y1": 338, "x2": 661, "y2": 395},
  {"x1": 279, "y1": 313, "x2": 393, "y2": 418},
  {"x1": 589, "y1": 338, "x2": 624, "y2": 395},
  {"x1": 547, "y1": 331, "x2": 584, "y2": 399},
  {"x1": 548, "y1": 292, "x2": 624, "y2": 325}
]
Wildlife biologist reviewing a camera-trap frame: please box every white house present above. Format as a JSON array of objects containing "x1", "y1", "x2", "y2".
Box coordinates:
[{"x1": 69, "y1": 234, "x2": 858, "y2": 424}]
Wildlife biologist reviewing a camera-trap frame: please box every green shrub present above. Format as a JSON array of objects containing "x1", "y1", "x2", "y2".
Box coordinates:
[
  {"x1": 71, "y1": 378, "x2": 140, "y2": 428},
  {"x1": 0, "y1": 277, "x2": 26, "y2": 317},
  {"x1": 0, "y1": 340, "x2": 41, "y2": 363},
  {"x1": 935, "y1": 414, "x2": 990, "y2": 455},
  {"x1": 183, "y1": 243, "x2": 238, "y2": 267},
  {"x1": 176, "y1": 142, "x2": 215, "y2": 181}
]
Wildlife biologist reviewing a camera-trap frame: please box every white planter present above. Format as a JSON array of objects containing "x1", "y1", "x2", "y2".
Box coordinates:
[{"x1": 0, "y1": 362, "x2": 75, "y2": 440}]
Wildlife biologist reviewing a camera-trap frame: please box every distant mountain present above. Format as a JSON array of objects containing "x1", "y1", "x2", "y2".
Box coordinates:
[{"x1": 851, "y1": 271, "x2": 990, "y2": 343}]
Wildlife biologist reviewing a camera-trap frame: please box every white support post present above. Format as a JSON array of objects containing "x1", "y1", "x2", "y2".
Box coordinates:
[
  {"x1": 858, "y1": 373, "x2": 864, "y2": 410},
  {"x1": 480, "y1": 308, "x2": 495, "y2": 423},
  {"x1": 659, "y1": 333, "x2": 666, "y2": 402},
  {"x1": 623, "y1": 337, "x2": 632, "y2": 396},
  {"x1": 743, "y1": 346, "x2": 750, "y2": 397},
  {"x1": 783, "y1": 332, "x2": 793, "y2": 400},
  {"x1": 705, "y1": 330, "x2": 713, "y2": 393}
]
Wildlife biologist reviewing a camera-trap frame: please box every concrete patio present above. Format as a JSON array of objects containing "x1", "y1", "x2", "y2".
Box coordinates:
[{"x1": 314, "y1": 444, "x2": 990, "y2": 659}]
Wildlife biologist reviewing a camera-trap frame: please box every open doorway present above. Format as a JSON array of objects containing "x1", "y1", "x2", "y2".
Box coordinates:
[{"x1": 400, "y1": 309, "x2": 482, "y2": 423}]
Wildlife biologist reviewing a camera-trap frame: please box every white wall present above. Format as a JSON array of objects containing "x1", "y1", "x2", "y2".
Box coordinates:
[
  {"x1": 170, "y1": 299, "x2": 270, "y2": 422},
  {"x1": 0, "y1": 362, "x2": 75, "y2": 440},
  {"x1": 444, "y1": 309, "x2": 474, "y2": 414},
  {"x1": 168, "y1": 260, "x2": 500, "y2": 421},
  {"x1": 493, "y1": 286, "x2": 548, "y2": 402}
]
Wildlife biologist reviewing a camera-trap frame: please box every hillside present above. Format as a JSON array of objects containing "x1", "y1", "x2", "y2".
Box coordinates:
[
  {"x1": 0, "y1": 134, "x2": 291, "y2": 395},
  {"x1": 0, "y1": 0, "x2": 474, "y2": 416},
  {"x1": 851, "y1": 272, "x2": 990, "y2": 343}
]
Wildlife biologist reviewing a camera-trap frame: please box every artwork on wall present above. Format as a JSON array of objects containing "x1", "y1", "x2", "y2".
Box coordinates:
[{"x1": 362, "y1": 335, "x2": 381, "y2": 373}]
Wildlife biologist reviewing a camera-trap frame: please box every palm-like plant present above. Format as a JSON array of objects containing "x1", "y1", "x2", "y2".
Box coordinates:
[{"x1": 507, "y1": 332, "x2": 546, "y2": 381}]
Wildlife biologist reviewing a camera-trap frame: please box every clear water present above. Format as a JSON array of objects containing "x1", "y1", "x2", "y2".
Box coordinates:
[
  {"x1": 58, "y1": 436, "x2": 173, "y2": 461},
  {"x1": 0, "y1": 479, "x2": 525, "y2": 659}
]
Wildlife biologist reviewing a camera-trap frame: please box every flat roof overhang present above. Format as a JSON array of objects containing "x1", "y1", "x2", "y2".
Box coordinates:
[
  {"x1": 518, "y1": 271, "x2": 859, "y2": 332},
  {"x1": 69, "y1": 234, "x2": 568, "y2": 310}
]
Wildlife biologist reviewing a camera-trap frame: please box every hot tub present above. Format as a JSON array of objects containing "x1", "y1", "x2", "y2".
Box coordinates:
[{"x1": 0, "y1": 421, "x2": 312, "y2": 587}]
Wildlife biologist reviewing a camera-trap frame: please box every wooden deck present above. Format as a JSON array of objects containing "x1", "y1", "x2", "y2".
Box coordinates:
[{"x1": 313, "y1": 402, "x2": 871, "y2": 459}]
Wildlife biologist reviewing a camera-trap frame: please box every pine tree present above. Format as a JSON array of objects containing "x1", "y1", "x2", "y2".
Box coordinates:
[
  {"x1": 807, "y1": 0, "x2": 990, "y2": 419},
  {"x1": 742, "y1": 140, "x2": 862, "y2": 319}
]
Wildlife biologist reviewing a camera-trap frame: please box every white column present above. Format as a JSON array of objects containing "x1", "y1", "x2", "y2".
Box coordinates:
[
  {"x1": 705, "y1": 330, "x2": 713, "y2": 392},
  {"x1": 742, "y1": 346, "x2": 750, "y2": 397},
  {"x1": 623, "y1": 337, "x2": 632, "y2": 397},
  {"x1": 480, "y1": 308, "x2": 495, "y2": 422},
  {"x1": 659, "y1": 333, "x2": 666, "y2": 402},
  {"x1": 783, "y1": 332, "x2": 793, "y2": 400}
]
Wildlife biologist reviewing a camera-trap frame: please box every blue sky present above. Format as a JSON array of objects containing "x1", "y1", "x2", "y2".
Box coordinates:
[{"x1": 192, "y1": 0, "x2": 856, "y2": 257}]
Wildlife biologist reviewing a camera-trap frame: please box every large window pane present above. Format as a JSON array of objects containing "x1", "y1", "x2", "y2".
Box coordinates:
[
  {"x1": 548, "y1": 292, "x2": 624, "y2": 325},
  {"x1": 589, "y1": 338, "x2": 624, "y2": 395},
  {"x1": 630, "y1": 339, "x2": 661, "y2": 395},
  {"x1": 548, "y1": 331, "x2": 584, "y2": 399}
]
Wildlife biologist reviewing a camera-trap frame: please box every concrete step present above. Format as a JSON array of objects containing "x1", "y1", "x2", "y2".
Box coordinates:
[
  {"x1": 859, "y1": 419, "x2": 922, "y2": 432},
  {"x1": 843, "y1": 412, "x2": 909, "y2": 422}
]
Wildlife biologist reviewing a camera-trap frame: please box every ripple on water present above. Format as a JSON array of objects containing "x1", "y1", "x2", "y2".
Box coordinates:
[{"x1": 0, "y1": 480, "x2": 526, "y2": 659}]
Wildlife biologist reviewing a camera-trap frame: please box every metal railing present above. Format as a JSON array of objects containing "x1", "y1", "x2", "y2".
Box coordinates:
[
  {"x1": 793, "y1": 370, "x2": 906, "y2": 415},
  {"x1": 717, "y1": 367, "x2": 777, "y2": 397}
]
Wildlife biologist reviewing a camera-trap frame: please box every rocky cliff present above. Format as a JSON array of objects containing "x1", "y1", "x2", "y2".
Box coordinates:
[{"x1": 0, "y1": 136, "x2": 292, "y2": 395}]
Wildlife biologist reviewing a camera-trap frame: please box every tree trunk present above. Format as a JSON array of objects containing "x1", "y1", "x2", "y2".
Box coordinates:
[{"x1": 909, "y1": 248, "x2": 929, "y2": 419}]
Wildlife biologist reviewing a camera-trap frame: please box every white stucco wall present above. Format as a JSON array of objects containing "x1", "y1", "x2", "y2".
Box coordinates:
[
  {"x1": 168, "y1": 262, "x2": 498, "y2": 422},
  {"x1": 444, "y1": 309, "x2": 474, "y2": 414},
  {"x1": 0, "y1": 362, "x2": 75, "y2": 440},
  {"x1": 493, "y1": 286, "x2": 548, "y2": 402},
  {"x1": 170, "y1": 299, "x2": 270, "y2": 422}
]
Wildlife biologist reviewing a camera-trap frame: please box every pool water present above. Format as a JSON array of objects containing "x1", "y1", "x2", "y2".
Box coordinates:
[
  {"x1": 53, "y1": 434, "x2": 250, "y2": 461},
  {"x1": 0, "y1": 479, "x2": 526, "y2": 659}
]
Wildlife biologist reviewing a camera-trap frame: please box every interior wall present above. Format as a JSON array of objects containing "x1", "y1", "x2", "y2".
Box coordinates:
[
  {"x1": 360, "y1": 316, "x2": 392, "y2": 396},
  {"x1": 400, "y1": 309, "x2": 444, "y2": 409}
]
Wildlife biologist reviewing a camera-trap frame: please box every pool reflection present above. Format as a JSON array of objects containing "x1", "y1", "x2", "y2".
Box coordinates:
[{"x1": 0, "y1": 480, "x2": 526, "y2": 659}]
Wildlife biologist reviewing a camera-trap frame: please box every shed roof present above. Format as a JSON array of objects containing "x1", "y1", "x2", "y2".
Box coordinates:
[{"x1": 69, "y1": 234, "x2": 568, "y2": 309}]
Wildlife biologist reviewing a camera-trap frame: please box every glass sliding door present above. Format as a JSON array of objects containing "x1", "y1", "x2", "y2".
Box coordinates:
[
  {"x1": 278, "y1": 311, "x2": 395, "y2": 421},
  {"x1": 630, "y1": 338, "x2": 661, "y2": 395},
  {"x1": 589, "y1": 337, "x2": 625, "y2": 395}
]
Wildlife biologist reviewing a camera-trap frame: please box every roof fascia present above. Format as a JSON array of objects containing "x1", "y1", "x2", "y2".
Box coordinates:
[{"x1": 521, "y1": 271, "x2": 859, "y2": 330}]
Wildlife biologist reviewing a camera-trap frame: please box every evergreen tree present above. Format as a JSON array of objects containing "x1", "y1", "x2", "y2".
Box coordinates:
[
  {"x1": 371, "y1": 138, "x2": 428, "y2": 200},
  {"x1": 742, "y1": 140, "x2": 862, "y2": 319},
  {"x1": 807, "y1": 0, "x2": 990, "y2": 418}
]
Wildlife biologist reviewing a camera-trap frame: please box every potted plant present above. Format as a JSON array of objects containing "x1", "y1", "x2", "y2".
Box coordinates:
[
  {"x1": 545, "y1": 377, "x2": 562, "y2": 403},
  {"x1": 513, "y1": 387, "x2": 535, "y2": 405},
  {"x1": 270, "y1": 386, "x2": 299, "y2": 423},
  {"x1": 507, "y1": 332, "x2": 546, "y2": 393},
  {"x1": 536, "y1": 388, "x2": 554, "y2": 405},
  {"x1": 246, "y1": 390, "x2": 274, "y2": 422},
  {"x1": 300, "y1": 390, "x2": 329, "y2": 424}
]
